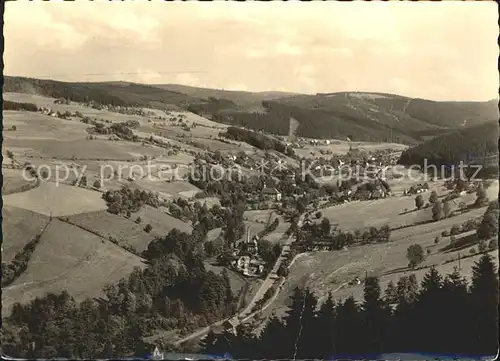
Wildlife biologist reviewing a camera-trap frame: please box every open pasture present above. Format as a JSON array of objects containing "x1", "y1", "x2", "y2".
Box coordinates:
[
  {"x1": 1, "y1": 205, "x2": 50, "y2": 262},
  {"x1": 4, "y1": 136, "x2": 167, "y2": 161},
  {"x1": 190, "y1": 137, "x2": 251, "y2": 153},
  {"x1": 130, "y1": 205, "x2": 192, "y2": 238},
  {"x1": 172, "y1": 111, "x2": 227, "y2": 130},
  {"x1": 2, "y1": 110, "x2": 89, "y2": 141},
  {"x1": 134, "y1": 178, "x2": 200, "y2": 199},
  {"x1": 262, "y1": 197, "x2": 494, "y2": 320},
  {"x1": 244, "y1": 210, "x2": 290, "y2": 243},
  {"x1": 318, "y1": 189, "x2": 478, "y2": 232},
  {"x1": 4, "y1": 92, "x2": 149, "y2": 124},
  {"x1": 65, "y1": 210, "x2": 157, "y2": 252},
  {"x1": 293, "y1": 140, "x2": 407, "y2": 158},
  {"x1": 2, "y1": 181, "x2": 107, "y2": 217},
  {"x1": 1, "y1": 168, "x2": 39, "y2": 195},
  {"x1": 2, "y1": 219, "x2": 146, "y2": 314}
]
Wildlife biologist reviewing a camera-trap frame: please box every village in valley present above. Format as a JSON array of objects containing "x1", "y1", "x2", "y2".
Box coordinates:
[{"x1": 2, "y1": 82, "x2": 499, "y2": 360}]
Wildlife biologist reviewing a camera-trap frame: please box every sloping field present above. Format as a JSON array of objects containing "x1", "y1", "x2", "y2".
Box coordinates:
[
  {"x1": 244, "y1": 210, "x2": 290, "y2": 243},
  {"x1": 2, "y1": 111, "x2": 89, "y2": 141},
  {"x1": 293, "y1": 141, "x2": 407, "y2": 158},
  {"x1": 190, "y1": 137, "x2": 250, "y2": 153},
  {"x1": 2, "y1": 219, "x2": 146, "y2": 314},
  {"x1": 206, "y1": 216, "x2": 289, "y2": 245},
  {"x1": 170, "y1": 111, "x2": 227, "y2": 129},
  {"x1": 4, "y1": 137, "x2": 167, "y2": 161},
  {"x1": 1, "y1": 168, "x2": 39, "y2": 195},
  {"x1": 1, "y1": 205, "x2": 50, "y2": 262},
  {"x1": 319, "y1": 192, "x2": 478, "y2": 232},
  {"x1": 3, "y1": 92, "x2": 149, "y2": 124},
  {"x1": 3, "y1": 181, "x2": 107, "y2": 217},
  {"x1": 65, "y1": 210, "x2": 156, "y2": 252},
  {"x1": 263, "y1": 203, "x2": 493, "y2": 320},
  {"x1": 332, "y1": 250, "x2": 499, "y2": 305},
  {"x1": 130, "y1": 205, "x2": 192, "y2": 238},
  {"x1": 134, "y1": 178, "x2": 200, "y2": 199}
]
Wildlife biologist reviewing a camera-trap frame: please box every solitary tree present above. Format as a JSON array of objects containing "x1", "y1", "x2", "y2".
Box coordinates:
[
  {"x1": 443, "y1": 200, "x2": 451, "y2": 218},
  {"x1": 474, "y1": 185, "x2": 488, "y2": 207},
  {"x1": 320, "y1": 218, "x2": 331, "y2": 237},
  {"x1": 477, "y1": 206, "x2": 499, "y2": 241},
  {"x1": 144, "y1": 224, "x2": 153, "y2": 233},
  {"x1": 384, "y1": 280, "x2": 398, "y2": 304},
  {"x1": 429, "y1": 190, "x2": 438, "y2": 204},
  {"x1": 432, "y1": 201, "x2": 443, "y2": 221},
  {"x1": 415, "y1": 195, "x2": 424, "y2": 210},
  {"x1": 40, "y1": 169, "x2": 49, "y2": 180},
  {"x1": 407, "y1": 244, "x2": 425, "y2": 269},
  {"x1": 93, "y1": 180, "x2": 101, "y2": 189}
]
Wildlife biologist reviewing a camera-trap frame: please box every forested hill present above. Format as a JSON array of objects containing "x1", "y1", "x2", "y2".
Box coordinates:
[
  {"x1": 4, "y1": 76, "x2": 498, "y2": 143},
  {"x1": 206, "y1": 93, "x2": 497, "y2": 143},
  {"x1": 3, "y1": 76, "x2": 204, "y2": 108},
  {"x1": 398, "y1": 121, "x2": 499, "y2": 177},
  {"x1": 153, "y1": 83, "x2": 298, "y2": 107}
]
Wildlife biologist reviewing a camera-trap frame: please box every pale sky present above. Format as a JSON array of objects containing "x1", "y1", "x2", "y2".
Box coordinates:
[{"x1": 4, "y1": 1, "x2": 499, "y2": 101}]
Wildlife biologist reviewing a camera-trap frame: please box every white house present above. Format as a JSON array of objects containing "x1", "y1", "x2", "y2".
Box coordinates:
[
  {"x1": 152, "y1": 346, "x2": 164, "y2": 360},
  {"x1": 262, "y1": 187, "x2": 282, "y2": 202}
]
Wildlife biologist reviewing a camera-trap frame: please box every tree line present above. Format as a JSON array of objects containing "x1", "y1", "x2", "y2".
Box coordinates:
[
  {"x1": 221, "y1": 126, "x2": 295, "y2": 157},
  {"x1": 3, "y1": 100, "x2": 38, "y2": 112}
]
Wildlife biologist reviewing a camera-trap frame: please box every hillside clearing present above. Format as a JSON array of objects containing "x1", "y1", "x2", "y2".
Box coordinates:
[
  {"x1": 1, "y1": 168, "x2": 39, "y2": 195},
  {"x1": 2, "y1": 219, "x2": 146, "y2": 314},
  {"x1": 1, "y1": 205, "x2": 50, "y2": 262},
  {"x1": 262, "y1": 200, "x2": 494, "y2": 321},
  {"x1": 64, "y1": 210, "x2": 157, "y2": 252},
  {"x1": 130, "y1": 205, "x2": 192, "y2": 238},
  {"x1": 3, "y1": 181, "x2": 107, "y2": 217}
]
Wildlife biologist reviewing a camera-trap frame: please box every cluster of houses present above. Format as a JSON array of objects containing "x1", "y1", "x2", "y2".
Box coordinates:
[
  {"x1": 282, "y1": 137, "x2": 334, "y2": 148},
  {"x1": 226, "y1": 228, "x2": 266, "y2": 277},
  {"x1": 403, "y1": 183, "x2": 430, "y2": 196},
  {"x1": 38, "y1": 106, "x2": 59, "y2": 117}
]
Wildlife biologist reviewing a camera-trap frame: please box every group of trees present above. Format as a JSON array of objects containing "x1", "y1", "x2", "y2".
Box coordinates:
[
  {"x1": 298, "y1": 218, "x2": 391, "y2": 251},
  {"x1": 90, "y1": 121, "x2": 139, "y2": 142},
  {"x1": 477, "y1": 200, "x2": 499, "y2": 243},
  {"x1": 417, "y1": 183, "x2": 492, "y2": 223},
  {"x1": 1, "y1": 233, "x2": 44, "y2": 287},
  {"x1": 1, "y1": 229, "x2": 236, "y2": 359},
  {"x1": 221, "y1": 126, "x2": 295, "y2": 157},
  {"x1": 103, "y1": 186, "x2": 161, "y2": 215},
  {"x1": 3, "y1": 100, "x2": 38, "y2": 111},
  {"x1": 202, "y1": 254, "x2": 498, "y2": 359}
]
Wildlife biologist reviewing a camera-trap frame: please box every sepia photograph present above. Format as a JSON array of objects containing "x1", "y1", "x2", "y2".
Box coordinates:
[{"x1": 1, "y1": 1, "x2": 499, "y2": 360}]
